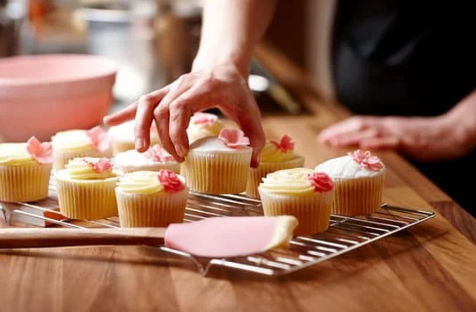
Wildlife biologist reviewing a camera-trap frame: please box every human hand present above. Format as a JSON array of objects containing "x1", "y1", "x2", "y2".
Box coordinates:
[
  {"x1": 317, "y1": 115, "x2": 474, "y2": 161},
  {"x1": 103, "y1": 63, "x2": 265, "y2": 167}
]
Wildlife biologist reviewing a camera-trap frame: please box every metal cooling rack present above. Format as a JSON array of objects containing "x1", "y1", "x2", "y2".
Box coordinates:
[{"x1": 0, "y1": 184, "x2": 435, "y2": 276}]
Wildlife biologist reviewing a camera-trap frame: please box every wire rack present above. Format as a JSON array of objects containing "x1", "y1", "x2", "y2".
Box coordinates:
[{"x1": 0, "y1": 182, "x2": 435, "y2": 276}]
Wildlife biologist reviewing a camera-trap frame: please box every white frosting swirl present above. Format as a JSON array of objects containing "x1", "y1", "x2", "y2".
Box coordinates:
[{"x1": 315, "y1": 155, "x2": 385, "y2": 178}]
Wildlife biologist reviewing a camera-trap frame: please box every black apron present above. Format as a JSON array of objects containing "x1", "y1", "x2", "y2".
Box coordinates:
[
  {"x1": 332, "y1": 0, "x2": 476, "y2": 116},
  {"x1": 331, "y1": 0, "x2": 476, "y2": 215}
]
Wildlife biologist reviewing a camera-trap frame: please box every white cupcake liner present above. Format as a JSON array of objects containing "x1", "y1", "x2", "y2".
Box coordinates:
[
  {"x1": 116, "y1": 188, "x2": 188, "y2": 227},
  {"x1": 258, "y1": 188, "x2": 334, "y2": 235},
  {"x1": 118, "y1": 162, "x2": 181, "y2": 174},
  {"x1": 0, "y1": 164, "x2": 52, "y2": 202},
  {"x1": 53, "y1": 148, "x2": 112, "y2": 171},
  {"x1": 246, "y1": 156, "x2": 305, "y2": 199},
  {"x1": 182, "y1": 151, "x2": 252, "y2": 194},
  {"x1": 331, "y1": 171, "x2": 386, "y2": 216},
  {"x1": 55, "y1": 174, "x2": 119, "y2": 220}
]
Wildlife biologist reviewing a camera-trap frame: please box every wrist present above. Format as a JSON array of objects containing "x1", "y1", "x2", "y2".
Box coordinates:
[
  {"x1": 192, "y1": 50, "x2": 251, "y2": 79},
  {"x1": 443, "y1": 106, "x2": 476, "y2": 147}
]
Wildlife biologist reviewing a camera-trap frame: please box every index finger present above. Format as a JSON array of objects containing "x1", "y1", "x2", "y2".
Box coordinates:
[{"x1": 103, "y1": 87, "x2": 170, "y2": 127}]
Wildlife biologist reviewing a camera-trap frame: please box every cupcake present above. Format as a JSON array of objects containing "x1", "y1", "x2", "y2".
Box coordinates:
[
  {"x1": 246, "y1": 135, "x2": 305, "y2": 199},
  {"x1": 107, "y1": 120, "x2": 160, "y2": 155},
  {"x1": 258, "y1": 168, "x2": 334, "y2": 235},
  {"x1": 114, "y1": 144, "x2": 180, "y2": 174},
  {"x1": 0, "y1": 137, "x2": 53, "y2": 202},
  {"x1": 186, "y1": 112, "x2": 224, "y2": 144},
  {"x1": 55, "y1": 157, "x2": 119, "y2": 220},
  {"x1": 115, "y1": 170, "x2": 188, "y2": 227},
  {"x1": 315, "y1": 150, "x2": 386, "y2": 216},
  {"x1": 52, "y1": 126, "x2": 112, "y2": 171},
  {"x1": 181, "y1": 128, "x2": 252, "y2": 194}
]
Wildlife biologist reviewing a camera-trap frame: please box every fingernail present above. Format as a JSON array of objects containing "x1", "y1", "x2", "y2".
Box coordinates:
[
  {"x1": 135, "y1": 138, "x2": 145, "y2": 150},
  {"x1": 175, "y1": 144, "x2": 187, "y2": 158}
]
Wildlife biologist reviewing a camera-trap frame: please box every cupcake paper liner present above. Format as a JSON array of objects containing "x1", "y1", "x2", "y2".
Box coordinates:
[
  {"x1": 331, "y1": 172, "x2": 386, "y2": 216},
  {"x1": 116, "y1": 188, "x2": 188, "y2": 227},
  {"x1": 55, "y1": 174, "x2": 119, "y2": 220},
  {"x1": 182, "y1": 151, "x2": 252, "y2": 194},
  {"x1": 246, "y1": 156, "x2": 305, "y2": 199},
  {"x1": 0, "y1": 164, "x2": 52, "y2": 202},
  {"x1": 258, "y1": 189, "x2": 334, "y2": 235},
  {"x1": 53, "y1": 148, "x2": 112, "y2": 171}
]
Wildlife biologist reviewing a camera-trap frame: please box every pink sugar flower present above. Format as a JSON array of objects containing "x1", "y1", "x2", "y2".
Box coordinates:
[
  {"x1": 307, "y1": 172, "x2": 334, "y2": 192},
  {"x1": 270, "y1": 135, "x2": 295, "y2": 153},
  {"x1": 218, "y1": 128, "x2": 250, "y2": 148},
  {"x1": 144, "y1": 145, "x2": 174, "y2": 162},
  {"x1": 86, "y1": 126, "x2": 110, "y2": 153},
  {"x1": 84, "y1": 157, "x2": 113, "y2": 173},
  {"x1": 26, "y1": 136, "x2": 53, "y2": 164},
  {"x1": 348, "y1": 149, "x2": 384, "y2": 171},
  {"x1": 158, "y1": 169, "x2": 184, "y2": 193},
  {"x1": 191, "y1": 112, "x2": 218, "y2": 126}
]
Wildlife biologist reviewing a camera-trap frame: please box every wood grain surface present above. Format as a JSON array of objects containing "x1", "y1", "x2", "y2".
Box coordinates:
[{"x1": 0, "y1": 42, "x2": 475, "y2": 312}]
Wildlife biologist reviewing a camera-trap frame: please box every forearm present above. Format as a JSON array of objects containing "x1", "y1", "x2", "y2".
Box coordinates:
[
  {"x1": 192, "y1": 0, "x2": 278, "y2": 77},
  {"x1": 444, "y1": 89, "x2": 476, "y2": 146}
]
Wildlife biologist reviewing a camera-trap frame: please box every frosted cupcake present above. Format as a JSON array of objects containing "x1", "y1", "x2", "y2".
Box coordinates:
[
  {"x1": 52, "y1": 126, "x2": 112, "y2": 171},
  {"x1": 115, "y1": 170, "x2": 188, "y2": 227},
  {"x1": 0, "y1": 137, "x2": 53, "y2": 202},
  {"x1": 114, "y1": 144, "x2": 180, "y2": 174},
  {"x1": 246, "y1": 135, "x2": 305, "y2": 199},
  {"x1": 55, "y1": 157, "x2": 119, "y2": 220},
  {"x1": 181, "y1": 128, "x2": 252, "y2": 194},
  {"x1": 258, "y1": 168, "x2": 334, "y2": 235},
  {"x1": 107, "y1": 120, "x2": 161, "y2": 155},
  {"x1": 315, "y1": 150, "x2": 386, "y2": 216},
  {"x1": 186, "y1": 112, "x2": 224, "y2": 144}
]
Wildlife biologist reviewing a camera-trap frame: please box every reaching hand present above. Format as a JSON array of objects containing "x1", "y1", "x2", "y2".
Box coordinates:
[
  {"x1": 317, "y1": 115, "x2": 474, "y2": 161},
  {"x1": 103, "y1": 63, "x2": 265, "y2": 167}
]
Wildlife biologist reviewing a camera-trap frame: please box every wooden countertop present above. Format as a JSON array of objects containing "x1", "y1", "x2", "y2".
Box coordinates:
[{"x1": 1, "y1": 42, "x2": 476, "y2": 312}]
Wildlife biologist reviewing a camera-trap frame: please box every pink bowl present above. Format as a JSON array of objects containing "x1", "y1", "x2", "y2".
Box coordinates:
[{"x1": 0, "y1": 54, "x2": 117, "y2": 142}]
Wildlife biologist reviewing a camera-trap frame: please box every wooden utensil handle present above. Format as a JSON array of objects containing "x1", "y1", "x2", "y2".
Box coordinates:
[{"x1": 0, "y1": 228, "x2": 167, "y2": 249}]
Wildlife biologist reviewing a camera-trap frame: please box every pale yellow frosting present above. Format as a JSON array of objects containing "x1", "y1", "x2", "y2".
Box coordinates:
[
  {"x1": 116, "y1": 171, "x2": 165, "y2": 195},
  {"x1": 186, "y1": 119, "x2": 224, "y2": 142},
  {"x1": 0, "y1": 143, "x2": 37, "y2": 166},
  {"x1": 52, "y1": 130, "x2": 93, "y2": 152},
  {"x1": 64, "y1": 157, "x2": 116, "y2": 180},
  {"x1": 260, "y1": 141, "x2": 295, "y2": 162},
  {"x1": 259, "y1": 168, "x2": 316, "y2": 195}
]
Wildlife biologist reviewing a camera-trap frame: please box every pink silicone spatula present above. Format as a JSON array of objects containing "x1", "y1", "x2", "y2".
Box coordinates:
[{"x1": 0, "y1": 216, "x2": 298, "y2": 258}]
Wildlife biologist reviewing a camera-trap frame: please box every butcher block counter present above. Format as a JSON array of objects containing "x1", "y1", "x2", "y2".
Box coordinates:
[{"x1": 1, "y1": 42, "x2": 476, "y2": 312}]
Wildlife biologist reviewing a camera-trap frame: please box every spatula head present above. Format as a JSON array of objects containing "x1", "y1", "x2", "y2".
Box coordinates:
[{"x1": 164, "y1": 216, "x2": 298, "y2": 258}]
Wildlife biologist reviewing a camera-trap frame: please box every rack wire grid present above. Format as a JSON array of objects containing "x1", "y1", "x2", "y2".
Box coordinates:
[{"x1": 0, "y1": 181, "x2": 435, "y2": 276}]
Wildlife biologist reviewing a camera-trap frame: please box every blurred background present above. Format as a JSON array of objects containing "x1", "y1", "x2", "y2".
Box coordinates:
[{"x1": 0, "y1": 0, "x2": 334, "y2": 115}]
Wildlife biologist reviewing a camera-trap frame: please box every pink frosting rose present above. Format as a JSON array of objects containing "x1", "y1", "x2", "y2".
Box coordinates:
[
  {"x1": 26, "y1": 136, "x2": 53, "y2": 164},
  {"x1": 157, "y1": 169, "x2": 184, "y2": 193},
  {"x1": 218, "y1": 128, "x2": 250, "y2": 148},
  {"x1": 86, "y1": 126, "x2": 111, "y2": 153},
  {"x1": 84, "y1": 157, "x2": 113, "y2": 173},
  {"x1": 144, "y1": 145, "x2": 174, "y2": 162},
  {"x1": 307, "y1": 172, "x2": 333, "y2": 192},
  {"x1": 270, "y1": 135, "x2": 294, "y2": 153},
  {"x1": 348, "y1": 149, "x2": 384, "y2": 171}
]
